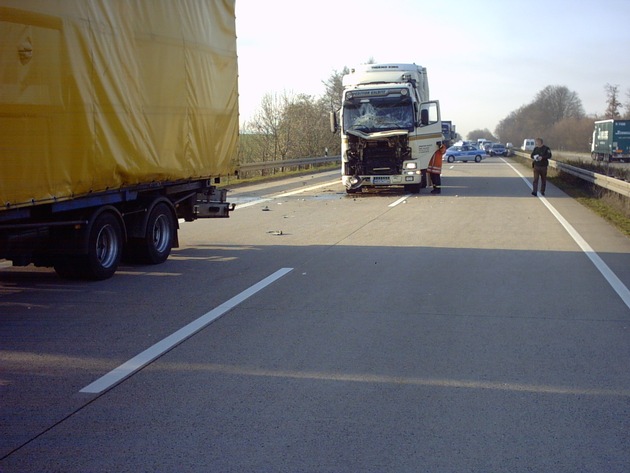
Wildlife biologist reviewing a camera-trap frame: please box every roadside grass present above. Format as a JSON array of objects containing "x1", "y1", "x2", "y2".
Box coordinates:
[{"x1": 548, "y1": 170, "x2": 630, "y2": 238}]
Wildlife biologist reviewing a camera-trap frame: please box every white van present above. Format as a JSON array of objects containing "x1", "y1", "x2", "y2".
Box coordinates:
[
  {"x1": 521, "y1": 139, "x2": 535, "y2": 151},
  {"x1": 477, "y1": 138, "x2": 491, "y2": 148}
]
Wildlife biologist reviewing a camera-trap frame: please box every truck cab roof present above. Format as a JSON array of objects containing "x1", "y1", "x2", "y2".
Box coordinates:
[{"x1": 342, "y1": 63, "x2": 430, "y2": 101}]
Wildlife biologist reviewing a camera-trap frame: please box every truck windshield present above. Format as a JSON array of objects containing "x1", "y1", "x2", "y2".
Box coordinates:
[{"x1": 343, "y1": 95, "x2": 414, "y2": 133}]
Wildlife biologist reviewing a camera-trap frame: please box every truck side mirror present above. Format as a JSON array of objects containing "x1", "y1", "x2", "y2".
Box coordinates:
[
  {"x1": 329, "y1": 111, "x2": 338, "y2": 133},
  {"x1": 420, "y1": 109, "x2": 429, "y2": 126}
]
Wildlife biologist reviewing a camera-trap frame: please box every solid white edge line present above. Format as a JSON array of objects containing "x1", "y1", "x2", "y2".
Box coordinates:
[
  {"x1": 80, "y1": 267, "x2": 294, "y2": 394},
  {"x1": 501, "y1": 158, "x2": 630, "y2": 310}
]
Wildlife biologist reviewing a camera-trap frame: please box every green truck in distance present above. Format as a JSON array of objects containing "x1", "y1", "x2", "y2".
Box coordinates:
[{"x1": 591, "y1": 119, "x2": 630, "y2": 163}]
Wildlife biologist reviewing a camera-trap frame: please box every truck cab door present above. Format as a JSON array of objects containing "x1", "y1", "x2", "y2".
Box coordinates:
[
  {"x1": 413, "y1": 101, "x2": 443, "y2": 168},
  {"x1": 418, "y1": 101, "x2": 441, "y2": 133}
]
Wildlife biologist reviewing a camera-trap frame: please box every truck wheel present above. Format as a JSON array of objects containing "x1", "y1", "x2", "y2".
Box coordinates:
[
  {"x1": 137, "y1": 202, "x2": 175, "y2": 264},
  {"x1": 80, "y1": 211, "x2": 123, "y2": 280}
]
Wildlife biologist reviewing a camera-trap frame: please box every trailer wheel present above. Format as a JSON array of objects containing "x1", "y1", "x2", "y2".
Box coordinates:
[
  {"x1": 136, "y1": 202, "x2": 175, "y2": 264},
  {"x1": 81, "y1": 211, "x2": 123, "y2": 280}
]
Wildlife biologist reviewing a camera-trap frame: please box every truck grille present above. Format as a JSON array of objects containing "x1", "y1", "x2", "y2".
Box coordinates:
[{"x1": 364, "y1": 142, "x2": 399, "y2": 174}]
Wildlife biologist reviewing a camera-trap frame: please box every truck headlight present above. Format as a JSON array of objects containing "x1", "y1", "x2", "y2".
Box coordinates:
[{"x1": 405, "y1": 162, "x2": 417, "y2": 169}]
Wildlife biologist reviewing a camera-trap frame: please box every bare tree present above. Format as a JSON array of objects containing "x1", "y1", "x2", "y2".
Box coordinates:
[
  {"x1": 624, "y1": 88, "x2": 630, "y2": 119},
  {"x1": 534, "y1": 85, "x2": 584, "y2": 125},
  {"x1": 495, "y1": 109, "x2": 522, "y2": 145},
  {"x1": 282, "y1": 94, "x2": 320, "y2": 158},
  {"x1": 322, "y1": 67, "x2": 349, "y2": 112},
  {"x1": 242, "y1": 92, "x2": 292, "y2": 169},
  {"x1": 604, "y1": 83, "x2": 622, "y2": 119}
]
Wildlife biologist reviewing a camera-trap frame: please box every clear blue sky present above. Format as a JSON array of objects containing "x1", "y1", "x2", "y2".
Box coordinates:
[{"x1": 236, "y1": 0, "x2": 630, "y2": 138}]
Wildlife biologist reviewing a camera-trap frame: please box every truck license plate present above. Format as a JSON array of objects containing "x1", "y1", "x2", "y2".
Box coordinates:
[{"x1": 373, "y1": 177, "x2": 390, "y2": 184}]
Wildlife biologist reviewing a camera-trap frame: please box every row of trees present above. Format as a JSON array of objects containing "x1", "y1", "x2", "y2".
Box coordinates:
[
  {"x1": 238, "y1": 68, "x2": 348, "y2": 167},
  {"x1": 239, "y1": 68, "x2": 630, "y2": 165},
  {"x1": 470, "y1": 83, "x2": 630, "y2": 151},
  {"x1": 239, "y1": 92, "x2": 339, "y2": 164}
]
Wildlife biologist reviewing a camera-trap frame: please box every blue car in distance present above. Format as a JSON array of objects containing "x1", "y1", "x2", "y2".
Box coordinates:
[{"x1": 444, "y1": 144, "x2": 485, "y2": 163}]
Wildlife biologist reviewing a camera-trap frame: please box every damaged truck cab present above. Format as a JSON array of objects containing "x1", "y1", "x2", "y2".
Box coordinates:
[{"x1": 331, "y1": 63, "x2": 442, "y2": 193}]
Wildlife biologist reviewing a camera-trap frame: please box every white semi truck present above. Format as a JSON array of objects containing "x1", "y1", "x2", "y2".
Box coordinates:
[{"x1": 330, "y1": 63, "x2": 443, "y2": 193}]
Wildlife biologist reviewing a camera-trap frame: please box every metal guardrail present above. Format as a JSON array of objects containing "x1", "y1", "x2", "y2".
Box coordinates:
[
  {"x1": 514, "y1": 151, "x2": 630, "y2": 198},
  {"x1": 549, "y1": 160, "x2": 630, "y2": 198},
  {"x1": 238, "y1": 155, "x2": 341, "y2": 173}
]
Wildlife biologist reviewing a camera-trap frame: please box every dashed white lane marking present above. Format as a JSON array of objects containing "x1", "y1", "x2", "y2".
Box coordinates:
[
  {"x1": 502, "y1": 158, "x2": 630, "y2": 310},
  {"x1": 389, "y1": 195, "x2": 412, "y2": 207},
  {"x1": 80, "y1": 267, "x2": 293, "y2": 394}
]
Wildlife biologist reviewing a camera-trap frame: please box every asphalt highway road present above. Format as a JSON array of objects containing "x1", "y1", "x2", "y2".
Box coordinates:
[{"x1": 2, "y1": 157, "x2": 630, "y2": 472}]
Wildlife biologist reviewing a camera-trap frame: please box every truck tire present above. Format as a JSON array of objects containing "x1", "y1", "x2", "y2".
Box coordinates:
[
  {"x1": 81, "y1": 211, "x2": 123, "y2": 280},
  {"x1": 55, "y1": 211, "x2": 122, "y2": 280},
  {"x1": 135, "y1": 202, "x2": 175, "y2": 264}
]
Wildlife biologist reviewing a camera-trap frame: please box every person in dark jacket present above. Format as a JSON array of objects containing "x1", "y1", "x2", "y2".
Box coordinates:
[{"x1": 530, "y1": 138, "x2": 552, "y2": 196}]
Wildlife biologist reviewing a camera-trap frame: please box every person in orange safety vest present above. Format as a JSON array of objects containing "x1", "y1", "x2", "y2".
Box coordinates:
[{"x1": 427, "y1": 144, "x2": 446, "y2": 194}]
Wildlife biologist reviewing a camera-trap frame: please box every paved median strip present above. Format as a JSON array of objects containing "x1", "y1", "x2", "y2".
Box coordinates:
[{"x1": 80, "y1": 267, "x2": 293, "y2": 394}]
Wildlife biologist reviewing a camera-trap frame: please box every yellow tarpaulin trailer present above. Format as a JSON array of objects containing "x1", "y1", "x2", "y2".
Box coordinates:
[
  {"x1": 0, "y1": 0, "x2": 238, "y2": 279},
  {"x1": 0, "y1": 0, "x2": 238, "y2": 208}
]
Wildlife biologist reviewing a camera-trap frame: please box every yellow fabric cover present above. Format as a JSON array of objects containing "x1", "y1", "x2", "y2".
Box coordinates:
[{"x1": 0, "y1": 0, "x2": 238, "y2": 209}]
